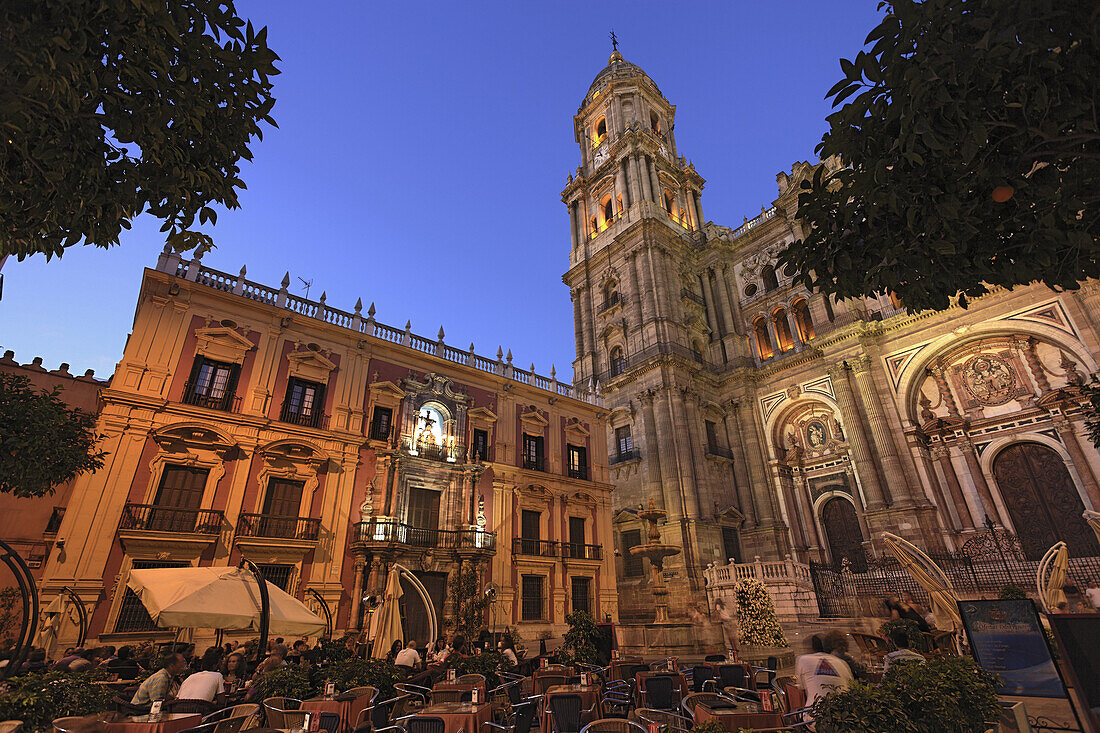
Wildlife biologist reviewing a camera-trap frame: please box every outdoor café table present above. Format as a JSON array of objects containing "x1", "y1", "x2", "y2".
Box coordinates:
[
  {"x1": 433, "y1": 677, "x2": 488, "y2": 699},
  {"x1": 692, "y1": 701, "x2": 782, "y2": 732},
  {"x1": 608, "y1": 659, "x2": 645, "y2": 681},
  {"x1": 106, "y1": 713, "x2": 202, "y2": 733},
  {"x1": 540, "y1": 684, "x2": 602, "y2": 733},
  {"x1": 415, "y1": 701, "x2": 492, "y2": 733},
  {"x1": 302, "y1": 696, "x2": 355, "y2": 732},
  {"x1": 633, "y1": 671, "x2": 688, "y2": 707}
]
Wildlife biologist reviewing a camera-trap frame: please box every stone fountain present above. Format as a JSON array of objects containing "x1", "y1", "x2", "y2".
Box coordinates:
[{"x1": 630, "y1": 500, "x2": 682, "y2": 623}]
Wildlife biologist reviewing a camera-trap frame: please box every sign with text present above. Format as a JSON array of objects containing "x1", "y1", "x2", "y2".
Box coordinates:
[{"x1": 958, "y1": 599, "x2": 1066, "y2": 698}]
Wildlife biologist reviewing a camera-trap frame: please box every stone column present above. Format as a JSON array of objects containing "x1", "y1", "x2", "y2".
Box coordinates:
[
  {"x1": 653, "y1": 388, "x2": 685, "y2": 519},
  {"x1": 634, "y1": 249, "x2": 656, "y2": 325},
  {"x1": 349, "y1": 558, "x2": 366, "y2": 630},
  {"x1": 737, "y1": 390, "x2": 778, "y2": 526},
  {"x1": 694, "y1": 190, "x2": 705, "y2": 228},
  {"x1": 794, "y1": 473, "x2": 823, "y2": 550},
  {"x1": 699, "y1": 273, "x2": 721, "y2": 343},
  {"x1": 379, "y1": 454, "x2": 398, "y2": 516},
  {"x1": 959, "y1": 438, "x2": 1003, "y2": 523},
  {"x1": 850, "y1": 355, "x2": 913, "y2": 505},
  {"x1": 711, "y1": 269, "x2": 733, "y2": 338},
  {"x1": 628, "y1": 154, "x2": 644, "y2": 206},
  {"x1": 626, "y1": 250, "x2": 644, "y2": 334},
  {"x1": 827, "y1": 363, "x2": 887, "y2": 509},
  {"x1": 724, "y1": 402, "x2": 756, "y2": 525},
  {"x1": 766, "y1": 320, "x2": 780, "y2": 356},
  {"x1": 639, "y1": 389, "x2": 667, "y2": 512},
  {"x1": 571, "y1": 288, "x2": 585, "y2": 358},
  {"x1": 930, "y1": 444, "x2": 976, "y2": 530},
  {"x1": 778, "y1": 470, "x2": 808, "y2": 550},
  {"x1": 786, "y1": 309, "x2": 802, "y2": 350},
  {"x1": 636, "y1": 154, "x2": 652, "y2": 203},
  {"x1": 648, "y1": 157, "x2": 661, "y2": 204},
  {"x1": 568, "y1": 203, "x2": 578, "y2": 250},
  {"x1": 670, "y1": 387, "x2": 702, "y2": 520},
  {"x1": 1053, "y1": 415, "x2": 1100, "y2": 510},
  {"x1": 614, "y1": 165, "x2": 627, "y2": 215}
]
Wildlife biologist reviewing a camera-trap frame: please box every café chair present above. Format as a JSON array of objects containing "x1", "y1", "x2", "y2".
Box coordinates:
[
  {"x1": 622, "y1": 664, "x2": 649, "y2": 682},
  {"x1": 203, "y1": 703, "x2": 260, "y2": 726},
  {"x1": 850, "y1": 632, "x2": 890, "y2": 667},
  {"x1": 457, "y1": 673, "x2": 486, "y2": 686},
  {"x1": 394, "y1": 684, "x2": 429, "y2": 706},
  {"x1": 429, "y1": 689, "x2": 470, "y2": 704},
  {"x1": 716, "y1": 664, "x2": 749, "y2": 690},
  {"x1": 688, "y1": 665, "x2": 715, "y2": 693},
  {"x1": 112, "y1": 697, "x2": 151, "y2": 717},
  {"x1": 681, "y1": 691, "x2": 737, "y2": 718},
  {"x1": 343, "y1": 686, "x2": 380, "y2": 704},
  {"x1": 547, "y1": 693, "x2": 598, "y2": 733},
  {"x1": 534, "y1": 674, "x2": 567, "y2": 696},
  {"x1": 723, "y1": 686, "x2": 761, "y2": 704},
  {"x1": 703, "y1": 654, "x2": 726, "y2": 662},
  {"x1": 0, "y1": 723, "x2": 21, "y2": 733},
  {"x1": 634, "y1": 708, "x2": 692, "y2": 733},
  {"x1": 405, "y1": 716, "x2": 445, "y2": 733},
  {"x1": 53, "y1": 718, "x2": 105, "y2": 733},
  {"x1": 262, "y1": 697, "x2": 302, "y2": 729},
  {"x1": 353, "y1": 693, "x2": 411, "y2": 732},
  {"x1": 483, "y1": 699, "x2": 538, "y2": 733},
  {"x1": 580, "y1": 720, "x2": 646, "y2": 733},
  {"x1": 637, "y1": 675, "x2": 676, "y2": 712},
  {"x1": 164, "y1": 699, "x2": 218, "y2": 715}
]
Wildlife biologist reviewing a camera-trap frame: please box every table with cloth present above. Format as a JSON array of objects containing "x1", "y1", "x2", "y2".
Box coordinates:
[
  {"x1": 634, "y1": 671, "x2": 688, "y2": 708},
  {"x1": 539, "y1": 684, "x2": 602, "y2": 733},
  {"x1": 413, "y1": 702, "x2": 492, "y2": 733},
  {"x1": 432, "y1": 678, "x2": 487, "y2": 701},
  {"x1": 693, "y1": 701, "x2": 782, "y2": 731},
  {"x1": 105, "y1": 714, "x2": 202, "y2": 733},
  {"x1": 301, "y1": 692, "x2": 374, "y2": 733}
]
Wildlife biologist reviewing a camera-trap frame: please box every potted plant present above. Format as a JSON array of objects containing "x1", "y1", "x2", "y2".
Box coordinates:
[{"x1": 0, "y1": 670, "x2": 117, "y2": 731}]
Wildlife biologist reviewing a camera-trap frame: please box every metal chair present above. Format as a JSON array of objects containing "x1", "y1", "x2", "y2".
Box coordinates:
[
  {"x1": 353, "y1": 693, "x2": 408, "y2": 732},
  {"x1": 342, "y1": 686, "x2": 380, "y2": 704},
  {"x1": 547, "y1": 693, "x2": 598, "y2": 733},
  {"x1": 716, "y1": 664, "x2": 749, "y2": 689},
  {"x1": 210, "y1": 718, "x2": 247, "y2": 733},
  {"x1": 203, "y1": 703, "x2": 260, "y2": 725},
  {"x1": 393, "y1": 683, "x2": 429, "y2": 706},
  {"x1": 703, "y1": 654, "x2": 726, "y2": 662},
  {"x1": 405, "y1": 716, "x2": 445, "y2": 733},
  {"x1": 724, "y1": 686, "x2": 762, "y2": 704},
  {"x1": 689, "y1": 665, "x2": 715, "y2": 693},
  {"x1": 176, "y1": 723, "x2": 218, "y2": 733},
  {"x1": 622, "y1": 664, "x2": 649, "y2": 682},
  {"x1": 112, "y1": 697, "x2": 151, "y2": 717},
  {"x1": 483, "y1": 699, "x2": 538, "y2": 733},
  {"x1": 637, "y1": 675, "x2": 676, "y2": 712},
  {"x1": 580, "y1": 721, "x2": 646, "y2": 733},
  {"x1": 634, "y1": 709, "x2": 692, "y2": 733},
  {"x1": 534, "y1": 673, "x2": 568, "y2": 695},
  {"x1": 280, "y1": 711, "x2": 308, "y2": 730},
  {"x1": 262, "y1": 697, "x2": 302, "y2": 728},
  {"x1": 164, "y1": 698, "x2": 218, "y2": 715},
  {"x1": 428, "y1": 688, "x2": 470, "y2": 703},
  {"x1": 681, "y1": 691, "x2": 737, "y2": 718},
  {"x1": 457, "y1": 673, "x2": 485, "y2": 686}
]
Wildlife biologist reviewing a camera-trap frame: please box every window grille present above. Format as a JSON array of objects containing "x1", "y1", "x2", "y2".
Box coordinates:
[
  {"x1": 521, "y1": 575, "x2": 544, "y2": 621},
  {"x1": 114, "y1": 559, "x2": 188, "y2": 633}
]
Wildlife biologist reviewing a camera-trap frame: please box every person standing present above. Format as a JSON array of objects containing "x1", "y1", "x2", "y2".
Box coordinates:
[
  {"x1": 1085, "y1": 579, "x2": 1100, "y2": 610},
  {"x1": 795, "y1": 635, "x2": 854, "y2": 721}
]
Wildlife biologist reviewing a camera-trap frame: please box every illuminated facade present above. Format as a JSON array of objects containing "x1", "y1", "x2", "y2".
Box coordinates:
[
  {"x1": 563, "y1": 50, "x2": 1100, "y2": 621},
  {"x1": 38, "y1": 254, "x2": 617, "y2": 646}
]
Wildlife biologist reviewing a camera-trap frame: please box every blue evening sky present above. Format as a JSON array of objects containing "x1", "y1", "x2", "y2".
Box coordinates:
[{"x1": 1, "y1": 1, "x2": 883, "y2": 380}]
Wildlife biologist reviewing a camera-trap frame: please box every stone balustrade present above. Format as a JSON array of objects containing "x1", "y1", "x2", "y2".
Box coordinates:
[{"x1": 705, "y1": 554, "x2": 820, "y2": 624}]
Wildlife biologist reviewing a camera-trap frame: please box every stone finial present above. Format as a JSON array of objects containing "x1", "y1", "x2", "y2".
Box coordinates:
[
  {"x1": 530, "y1": 363, "x2": 535, "y2": 374},
  {"x1": 469, "y1": 342, "x2": 476, "y2": 354},
  {"x1": 30, "y1": 357, "x2": 45, "y2": 371},
  {"x1": 281, "y1": 272, "x2": 291, "y2": 288},
  {"x1": 368, "y1": 302, "x2": 376, "y2": 318},
  {"x1": 84, "y1": 369, "x2": 95, "y2": 378},
  {"x1": 239, "y1": 264, "x2": 247, "y2": 277},
  {"x1": 496, "y1": 346, "x2": 503, "y2": 360},
  {"x1": 405, "y1": 320, "x2": 412, "y2": 331},
  {"x1": 354, "y1": 297, "x2": 363, "y2": 314},
  {"x1": 550, "y1": 365, "x2": 556, "y2": 379},
  {"x1": 0, "y1": 350, "x2": 15, "y2": 364},
  {"x1": 319, "y1": 291, "x2": 327, "y2": 305},
  {"x1": 438, "y1": 326, "x2": 445, "y2": 341}
]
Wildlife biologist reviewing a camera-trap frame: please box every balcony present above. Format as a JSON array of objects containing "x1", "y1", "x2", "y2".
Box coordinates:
[
  {"x1": 523, "y1": 457, "x2": 546, "y2": 472},
  {"x1": 279, "y1": 403, "x2": 325, "y2": 429},
  {"x1": 706, "y1": 444, "x2": 734, "y2": 460},
  {"x1": 118, "y1": 503, "x2": 224, "y2": 557},
  {"x1": 352, "y1": 519, "x2": 496, "y2": 556},
  {"x1": 596, "y1": 294, "x2": 623, "y2": 315},
  {"x1": 400, "y1": 436, "x2": 464, "y2": 463},
  {"x1": 181, "y1": 382, "x2": 239, "y2": 412},
  {"x1": 563, "y1": 543, "x2": 603, "y2": 561},
  {"x1": 513, "y1": 538, "x2": 559, "y2": 558},
  {"x1": 610, "y1": 450, "x2": 639, "y2": 466},
  {"x1": 234, "y1": 513, "x2": 320, "y2": 563},
  {"x1": 236, "y1": 513, "x2": 321, "y2": 541},
  {"x1": 567, "y1": 466, "x2": 589, "y2": 480},
  {"x1": 681, "y1": 288, "x2": 705, "y2": 307}
]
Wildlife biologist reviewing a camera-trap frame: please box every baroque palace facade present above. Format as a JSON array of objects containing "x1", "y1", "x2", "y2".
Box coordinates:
[
  {"x1": 36, "y1": 250, "x2": 617, "y2": 646},
  {"x1": 563, "y1": 50, "x2": 1100, "y2": 620}
]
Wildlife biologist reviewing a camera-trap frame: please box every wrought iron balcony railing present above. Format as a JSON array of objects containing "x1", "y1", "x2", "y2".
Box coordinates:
[
  {"x1": 181, "y1": 381, "x2": 239, "y2": 412},
  {"x1": 610, "y1": 450, "x2": 638, "y2": 465},
  {"x1": 706, "y1": 445, "x2": 734, "y2": 459},
  {"x1": 522, "y1": 457, "x2": 546, "y2": 472},
  {"x1": 236, "y1": 513, "x2": 321, "y2": 541},
  {"x1": 278, "y1": 402, "x2": 325, "y2": 428},
  {"x1": 563, "y1": 543, "x2": 603, "y2": 560},
  {"x1": 596, "y1": 293, "x2": 623, "y2": 315},
  {"x1": 512, "y1": 538, "x2": 559, "y2": 557},
  {"x1": 400, "y1": 436, "x2": 464, "y2": 463},
  {"x1": 353, "y1": 519, "x2": 496, "y2": 552},
  {"x1": 567, "y1": 466, "x2": 589, "y2": 480},
  {"x1": 119, "y1": 503, "x2": 224, "y2": 535}
]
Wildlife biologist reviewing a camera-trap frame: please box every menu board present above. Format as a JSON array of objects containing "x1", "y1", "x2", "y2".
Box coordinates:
[{"x1": 958, "y1": 599, "x2": 1066, "y2": 698}]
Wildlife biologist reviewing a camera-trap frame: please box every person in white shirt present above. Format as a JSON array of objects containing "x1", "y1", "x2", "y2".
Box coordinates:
[
  {"x1": 1085, "y1": 580, "x2": 1100, "y2": 610},
  {"x1": 176, "y1": 649, "x2": 225, "y2": 702},
  {"x1": 795, "y1": 635, "x2": 854, "y2": 721},
  {"x1": 499, "y1": 638, "x2": 519, "y2": 667},
  {"x1": 882, "y1": 630, "x2": 925, "y2": 672},
  {"x1": 394, "y1": 640, "x2": 421, "y2": 670}
]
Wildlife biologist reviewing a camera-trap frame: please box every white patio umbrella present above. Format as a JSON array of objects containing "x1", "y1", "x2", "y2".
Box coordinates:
[
  {"x1": 1036, "y1": 541, "x2": 1069, "y2": 613},
  {"x1": 882, "y1": 532, "x2": 962, "y2": 632},
  {"x1": 370, "y1": 567, "x2": 404, "y2": 660},
  {"x1": 1085, "y1": 510, "x2": 1100, "y2": 544},
  {"x1": 127, "y1": 566, "x2": 326, "y2": 636}
]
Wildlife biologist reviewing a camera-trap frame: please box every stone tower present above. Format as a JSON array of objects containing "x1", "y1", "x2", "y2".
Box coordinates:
[{"x1": 561, "y1": 49, "x2": 784, "y2": 619}]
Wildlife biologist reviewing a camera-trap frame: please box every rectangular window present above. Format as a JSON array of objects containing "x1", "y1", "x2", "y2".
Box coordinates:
[
  {"x1": 722, "y1": 526, "x2": 742, "y2": 564},
  {"x1": 568, "y1": 516, "x2": 586, "y2": 558},
  {"x1": 571, "y1": 576, "x2": 591, "y2": 616},
  {"x1": 521, "y1": 575, "x2": 544, "y2": 621},
  {"x1": 705, "y1": 420, "x2": 720, "y2": 452},
  {"x1": 520, "y1": 509, "x2": 541, "y2": 555},
  {"x1": 369, "y1": 406, "x2": 393, "y2": 441},
  {"x1": 567, "y1": 445, "x2": 588, "y2": 480},
  {"x1": 406, "y1": 487, "x2": 441, "y2": 546},
  {"x1": 522, "y1": 434, "x2": 544, "y2": 471},
  {"x1": 622, "y1": 529, "x2": 643, "y2": 577},
  {"x1": 256, "y1": 563, "x2": 295, "y2": 592},
  {"x1": 184, "y1": 357, "x2": 239, "y2": 411},
  {"x1": 256, "y1": 478, "x2": 305, "y2": 537},
  {"x1": 114, "y1": 559, "x2": 189, "y2": 632},
  {"x1": 615, "y1": 426, "x2": 633, "y2": 457},
  {"x1": 149, "y1": 465, "x2": 208, "y2": 532},
  {"x1": 281, "y1": 377, "x2": 324, "y2": 427},
  {"x1": 472, "y1": 429, "x2": 490, "y2": 461}
]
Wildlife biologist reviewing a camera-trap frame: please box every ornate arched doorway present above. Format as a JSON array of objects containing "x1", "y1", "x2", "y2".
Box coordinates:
[
  {"x1": 992, "y1": 442, "x2": 1100, "y2": 560},
  {"x1": 821, "y1": 497, "x2": 866, "y2": 571}
]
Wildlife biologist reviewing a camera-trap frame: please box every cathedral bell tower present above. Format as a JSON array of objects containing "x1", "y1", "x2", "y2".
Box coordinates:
[{"x1": 562, "y1": 47, "x2": 755, "y2": 622}]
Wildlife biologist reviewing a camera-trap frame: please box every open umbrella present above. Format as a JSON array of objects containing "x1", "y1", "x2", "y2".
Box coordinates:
[
  {"x1": 370, "y1": 567, "x2": 404, "y2": 660},
  {"x1": 127, "y1": 566, "x2": 326, "y2": 636},
  {"x1": 1036, "y1": 541, "x2": 1069, "y2": 613},
  {"x1": 882, "y1": 532, "x2": 962, "y2": 632}
]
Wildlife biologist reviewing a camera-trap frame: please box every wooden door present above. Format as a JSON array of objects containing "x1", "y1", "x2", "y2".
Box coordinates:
[{"x1": 821, "y1": 497, "x2": 866, "y2": 571}]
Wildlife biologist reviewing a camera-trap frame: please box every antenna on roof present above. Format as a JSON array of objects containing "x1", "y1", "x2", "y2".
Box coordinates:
[{"x1": 297, "y1": 276, "x2": 313, "y2": 300}]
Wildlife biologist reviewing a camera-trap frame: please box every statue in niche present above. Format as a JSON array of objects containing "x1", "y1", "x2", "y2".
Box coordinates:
[
  {"x1": 359, "y1": 484, "x2": 374, "y2": 522},
  {"x1": 806, "y1": 420, "x2": 827, "y2": 448}
]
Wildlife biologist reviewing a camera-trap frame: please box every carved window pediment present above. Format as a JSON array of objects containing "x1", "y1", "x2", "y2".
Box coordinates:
[
  {"x1": 195, "y1": 326, "x2": 253, "y2": 365},
  {"x1": 467, "y1": 406, "x2": 498, "y2": 425},
  {"x1": 612, "y1": 508, "x2": 640, "y2": 525},
  {"x1": 258, "y1": 439, "x2": 330, "y2": 471},
  {"x1": 369, "y1": 380, "x2": 407, "y2": 409},
  {"x1": 152, "y1": 423, "x2": 239, "y2": 458},
  {"x1": 520, "y1": 407, "x2": 549, "y2": 431},
  {"x1": 569, "y1": 491, "x2": 597, "y2": 507},
  {"x1": 564, "y1": 419, "x2": 590, "y2": 441},
  {"x1": 286, "y1": 348, "x2": 336, "y2": 384}
]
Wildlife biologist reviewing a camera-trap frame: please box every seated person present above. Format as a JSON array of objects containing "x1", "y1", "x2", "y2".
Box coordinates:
[
  {"x1": 176, "y1": 648, "x2": 225, "y2": 702},
  {"x1": 394, "y1": 640, "x2": 421, "y2": 670},
  {"x1": 883, "y1": 630, "x2": 925, "y2": 672},
  {"x1": 132, "y1": 653, "x2": 187, "y2": 705},
  {"x1": 106, "y1": 646, "x2": 142, "y2": 679}
]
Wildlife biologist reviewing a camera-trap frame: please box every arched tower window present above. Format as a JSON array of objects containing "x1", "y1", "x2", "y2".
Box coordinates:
[
  {"x1": 663, "y1": 191, "x2": 675, "y2": 216},
  {"x1": 753, "y1": 318, "x2": 774, "y2": 360},
  {"x1": 594, "y1": 117, "x2": 608, "y2": 146},
  {"x1": 773, "y1": 309, "x2": 794, "y2": 352},
  {"x1": 650, "y1": 111, "x2": 661, "y2": 135},
  {"x1": 602, "y1": 195, "x2": 615, "y2": 226},
  {"x1": 609, "y1": 346, "x2": 626, "y2": 377},
  {"x1": 762, "y1": 267, "x2": 779, "y2": 292},
  {"x1": 692, "y1": 341, "x2": 704, "y2": 363},
  {"x1": 793, "y1": 298, "x2": 815, "y2": 342}
]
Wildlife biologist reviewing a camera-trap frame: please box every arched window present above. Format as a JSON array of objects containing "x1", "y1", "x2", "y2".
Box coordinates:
[
  {"x1": 589, "y1": 215, "x2": 598, "y2": 238},
  {"x1": 594, "y1": 117, "x2": 607, "y2": 145},
  {"x1": 692, "y1": 341, "x2": 704, "y2": 363},
  {"x1": 609, "y1": 346, "x2": 626, "y2": 377},
  {"x1": 603, "y1": 197, "x2": 614, "y2": 225},
  {"x1": 663, "y1": 191, "x2": 675, "y2": 216},
  {"x1": 650, "y1": 111, "x2": 661, "y2": 135},
  {"x1": 753, "y1": 318, "x2": 774, "y2": 360},
  {"x1": 793, "y1": 298, "x2": 815, "y2": 343},
  {"x1": 773, "y1": 309, "x2": 794, "y2": 352},
  {"x1": 762, "y1": 267, "x2": 779, "y2": 292}
]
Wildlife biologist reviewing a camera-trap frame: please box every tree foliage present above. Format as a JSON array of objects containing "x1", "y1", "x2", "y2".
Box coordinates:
[
  {"x1": 1, "y1": 0, "x2": 279, "y2": 260},
  {"x1": 0, "y1": 373, "x2": 105, "y2": 497},
  {"x1": 735, "y1": 578, "x2": 788, "y2": 647},
  {"x1": 781, "y1": 0, "x2": 1099, "y2": 312}
]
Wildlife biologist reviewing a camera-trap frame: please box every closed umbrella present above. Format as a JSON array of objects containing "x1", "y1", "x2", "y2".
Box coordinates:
[
  {"x1": 882, "y1": 532, "x2": 962, "y2": 632},
  {"x1": 1085, "y1": 510, "x2": 1100, "y2": 544},
  {"x1": 370, "y1": 567, "x2": 404, "y2": 660},
  {"x1": 35, "y1": 594, "x2": 66, "y2": 659},
  {"x1": 127, "y1": 566, "x2": 326, "y2": 636},
  {"x1": 1036, "y1": 542, "x2": 1069, "y2": 613}
]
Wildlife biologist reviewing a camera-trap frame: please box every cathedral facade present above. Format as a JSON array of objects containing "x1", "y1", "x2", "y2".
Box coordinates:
[{"x1": 562, "y1": 51, "x2": 1100, "y2": 621}]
